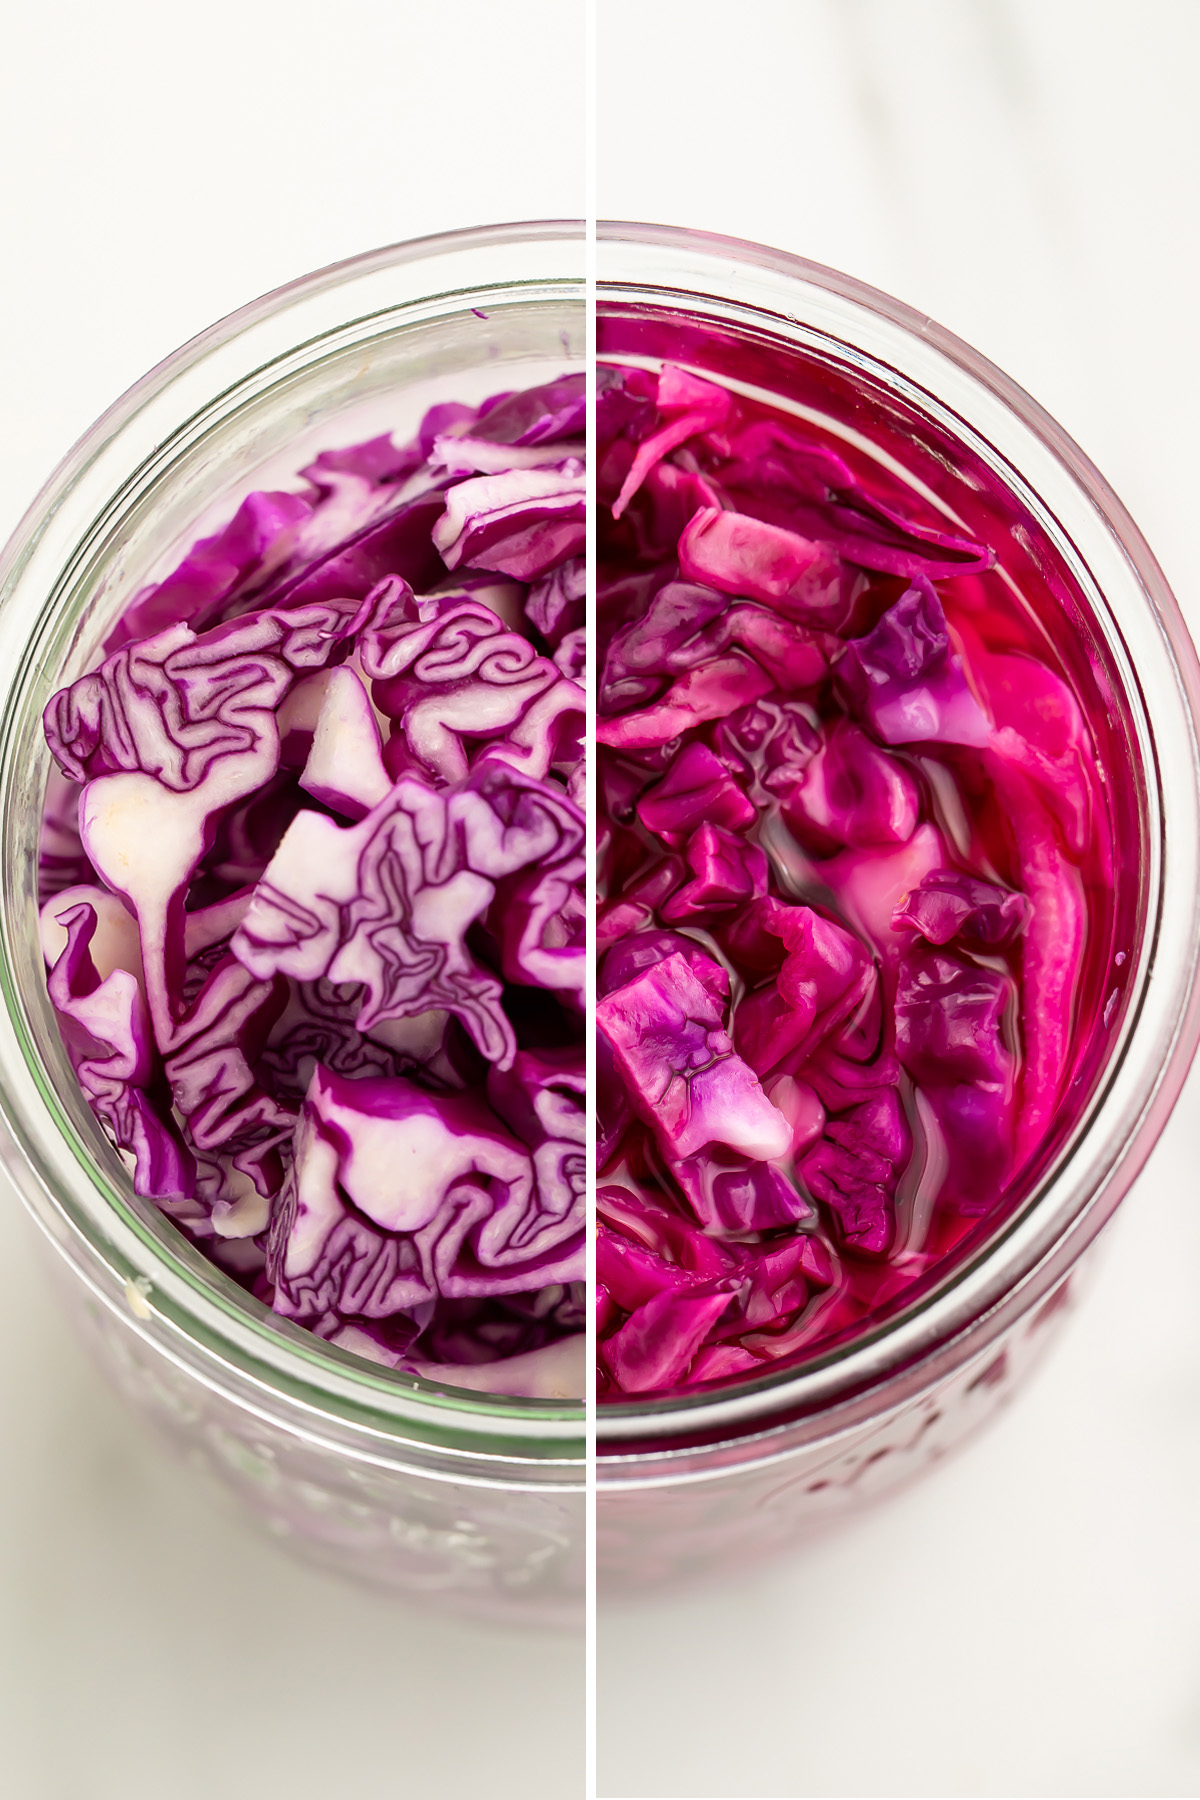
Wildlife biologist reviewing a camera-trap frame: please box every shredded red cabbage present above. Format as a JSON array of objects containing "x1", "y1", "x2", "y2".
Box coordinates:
[
  {"x1": 40, "y1": 374, "x2": 586, "y2": 1401},
  {"x1": 596, "y1": 360, "x2": 1116, "y2": 1399}
]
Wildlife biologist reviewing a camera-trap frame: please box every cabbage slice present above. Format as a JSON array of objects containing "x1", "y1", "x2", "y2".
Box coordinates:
[{"x1": 41, "y1": 378, "x2": 589, "y2": 1397}]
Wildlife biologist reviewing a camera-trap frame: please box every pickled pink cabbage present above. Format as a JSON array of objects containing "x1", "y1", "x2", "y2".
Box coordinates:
[{"x1": 597, "y1": 360, "x2": 1113, "y2": 1398}]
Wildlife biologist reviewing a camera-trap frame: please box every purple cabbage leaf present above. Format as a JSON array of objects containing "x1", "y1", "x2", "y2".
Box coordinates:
[
  {"x1": 267, "y1": 1066, "x2": 583, "y2": 1330},
  {"x1": 597, "y1": 951, "x2": 792, "y2": 1162},
  {"x1": 835, "y1": 578, "x2": 992, "y2": 748},
  {"x1": 44, "y1": 900, "x2": 194, "y2": 1199},
  {"x1": 230, "y1": 764, "x2": 584, "y2": 1071}
]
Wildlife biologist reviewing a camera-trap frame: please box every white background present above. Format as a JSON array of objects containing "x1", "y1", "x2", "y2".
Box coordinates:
[
  {"x1": 0, "y1": 6, "x2": 584, "y2": 1799},
  {"x1": 4, "y1": 4, "x2": 1200, "y2": 1797},
  {"x1": 597, "y1": 2, "x2": 1200, "y2": 1797}
]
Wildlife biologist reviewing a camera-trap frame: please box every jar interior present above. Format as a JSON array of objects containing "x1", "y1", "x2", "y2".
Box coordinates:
[
  {"x1": 597, "y1": 299, "x2": 1150, "y2": 1392},
  {"x1": 2, "y1": 288, "x2": 585, "y2": 1428}
]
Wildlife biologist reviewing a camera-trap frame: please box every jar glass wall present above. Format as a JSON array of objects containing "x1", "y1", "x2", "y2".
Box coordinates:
[
  {"x1": 0, "y1": 224, "x2": 585, "y2": 1625},
  {"x1": 596, "y1": 221, "x2": 1200, "y2": 1587}
]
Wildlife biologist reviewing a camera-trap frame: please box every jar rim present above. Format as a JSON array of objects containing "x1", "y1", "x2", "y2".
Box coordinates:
[
  {"x1": 0, "y1": 222, "x2": 586, "y2": 1468},
  {"x1": 595, "y1": 220, "x2": 1200, "y2": 1451}
]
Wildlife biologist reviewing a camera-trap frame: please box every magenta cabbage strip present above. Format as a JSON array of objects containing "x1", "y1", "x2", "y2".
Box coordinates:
[
  {"x1": 596, "y1": 360, "x2": 1113, "y2": 1398},
  {"x1": 40, "y1": 373, "x2": 585, "y2": 1401}
]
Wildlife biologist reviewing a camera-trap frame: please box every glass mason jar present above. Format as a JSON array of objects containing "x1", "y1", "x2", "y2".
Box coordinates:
[
  {"x1": 596, "y1": 221, "x2": 1200, "y2": 1588},
  {"x1": 0, "y1": 223, "x2": 585, "y2": 1626}
]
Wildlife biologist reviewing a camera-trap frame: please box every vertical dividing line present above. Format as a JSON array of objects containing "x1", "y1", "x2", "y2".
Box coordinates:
[{"x1": 583, "y1": 0, "x2": 598, "y2": 1796}]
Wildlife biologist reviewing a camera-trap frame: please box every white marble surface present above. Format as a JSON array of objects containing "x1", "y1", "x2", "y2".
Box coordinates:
[
  {"x1": 0, "y1": 7, "x2": 584, "y2": 1799},
  {"x1": 597, "y1": 3, "x2": 1200, "y2": 1796},
  {"x1": 5, "y1": 4, "x2": 1200, "y2": 1795}
]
